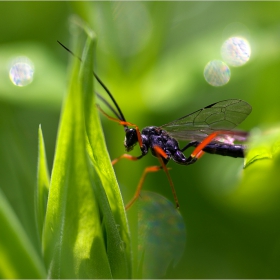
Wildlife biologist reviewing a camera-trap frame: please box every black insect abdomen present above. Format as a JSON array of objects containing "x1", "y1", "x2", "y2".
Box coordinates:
[{"x1": 192, "y1": 142, "x2": 245, "y2": 158}]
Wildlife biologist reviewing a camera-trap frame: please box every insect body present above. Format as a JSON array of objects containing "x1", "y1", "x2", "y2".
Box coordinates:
[
  {"x1": 125, "y1": 125, "x2": 245, "y2": 165},
  {"x1": 58, "y1": 41, "x2": 252, "y2": 210},
  {"x1": 98, "y1": 99, "x2": 251, "y2": 209},
  {"x1": 123, "y1": 99, "x2": 251, "y2": 164}
]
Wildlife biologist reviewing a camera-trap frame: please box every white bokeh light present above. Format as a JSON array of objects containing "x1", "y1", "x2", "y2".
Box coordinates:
[
  {"x1": 9, "y1": 56, "x2": 34, "y2": 87},
  {"x1": 204, "y1": 60, "x2": 231, "y2": 87},
  {"x1": 221, "y1": 37, "x2": 251, "y2": 67}
]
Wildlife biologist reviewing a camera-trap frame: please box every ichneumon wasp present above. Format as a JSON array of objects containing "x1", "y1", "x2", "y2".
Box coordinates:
[{"x1": 58, "y1": 41, "x2": 252, "y2": 210}]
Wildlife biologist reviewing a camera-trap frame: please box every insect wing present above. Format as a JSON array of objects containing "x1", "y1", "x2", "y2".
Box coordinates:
[{"x1": 160, "y1": 99, "x2": 252, "y2": 142}]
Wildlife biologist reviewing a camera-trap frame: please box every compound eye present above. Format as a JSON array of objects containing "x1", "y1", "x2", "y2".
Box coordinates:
[{"x1": 124, "y1": 128, "x2": 138, "y2": 151}]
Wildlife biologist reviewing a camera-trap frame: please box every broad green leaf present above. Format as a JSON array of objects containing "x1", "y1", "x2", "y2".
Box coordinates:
[
  {"x1": 42, "y1": 17, "x2": 131, "y2": 278},
  {"x1": 43, "y1": 31, "x2": 110, "y2": 278},
  {"x1": 244, "y1": 126, "x2": 280, "y2": 168},
  {"x1": 77, "y1": 18, "x2": 132, "y2": 278},
  {"x1": 0, "y1": 189, "x2": 46, "y2": 278},
  {"x1": 36, "y1": 125, "x2": 50, "y2": 242},
  {"x1": 226, "y1": 125, "x2": 280, "y2": 213}
]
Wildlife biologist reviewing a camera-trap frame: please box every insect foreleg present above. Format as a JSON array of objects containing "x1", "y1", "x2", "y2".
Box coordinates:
[{"x1": 111, "y1": 153, "x2": 146, "y2": 165}]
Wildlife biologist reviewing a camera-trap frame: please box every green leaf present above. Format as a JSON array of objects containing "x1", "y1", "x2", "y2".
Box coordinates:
[
  {"x1": 78, "y1": 19, "x2": 132, "y2": 278},
  {"x1": 42, "y1": 17, "x2": 131, "y2": 278},
  {"x1": 0, "y1": 189, "x2": 46, "y2": 278},
  {"x1": 36, "y1": 125, "x2": 50, "y2": 242},
  {"x1": 244, "y1": 127, "x2": 280, "y2": 168},
  {"x1": 227, "y1": 126, "x2": 280, "y2": 213}
]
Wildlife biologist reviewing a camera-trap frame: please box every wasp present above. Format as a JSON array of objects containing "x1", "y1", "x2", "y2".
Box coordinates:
[{"x1": 58, "y1": 41, "x2": 252, "y2": 210}]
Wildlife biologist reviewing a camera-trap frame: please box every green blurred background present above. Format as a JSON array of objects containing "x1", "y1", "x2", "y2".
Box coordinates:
[{"x1": 1, "y1": 1, "x2": 280, "y2": 278}]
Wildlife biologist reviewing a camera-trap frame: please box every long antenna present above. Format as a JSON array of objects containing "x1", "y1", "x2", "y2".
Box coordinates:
[
  {"x1": 96, "y1": 91, "x2": 122, "y2": 120},
  {"x1": 57, "y1": 40, "x2": 128, "y2": 125}
]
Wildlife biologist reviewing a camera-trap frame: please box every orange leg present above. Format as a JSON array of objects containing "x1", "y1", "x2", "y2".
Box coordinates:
[
  {"x1": 125, "y1": 166, "x2": 162, "y2": 210},
  {"x1": 153, "y1": 146, "x2": 179, "y2": 209},
  {"x1": 195, "y1": 150, "x2": 205, "y2": 160},
  {"x1": 112, "y1": 146, "x2": 179, "y2": 210},
  {"x1": 111, "y1": 153, "x2": 161, "y2": 210},
  {"x1": 111, "y1": 154, "x2": 141, "y2": 165},
  {"x1": 191, "y1": 130, "x2": 246, "y2": 159},
  {"x1": 191, "y1": 132, "x2": 219, "y2": 158},
  {"x1": 188, "y1": 130, "x2": 232, "y2": 162},
  {"x1": 125, "y1": 145, "x2": 179, "y2": 210},
  {"x1": 110, "y1": 152, "x2": 154, "y2": 209}
]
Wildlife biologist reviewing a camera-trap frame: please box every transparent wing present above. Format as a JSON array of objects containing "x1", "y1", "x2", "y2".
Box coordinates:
[{"x1": 160, "y1": 99, "x2": 252, "y2": 142}]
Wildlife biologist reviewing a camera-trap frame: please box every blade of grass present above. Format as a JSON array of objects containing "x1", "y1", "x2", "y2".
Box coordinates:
[
  {"x1": 42, "y1": 17, "x2": 131, "y2": 278},
  {"x1": 36, "y1": 125, "x2": 50, "y2": 243},
  {"x1": 0, "y1": 189, "x2": 46, "y2": 278},
  {"x1": 42, "y1": 34, "x2": 111, "y2": 278},
  {"x1": 75, "y1": 17, "x2": 132, "y2": 278}
]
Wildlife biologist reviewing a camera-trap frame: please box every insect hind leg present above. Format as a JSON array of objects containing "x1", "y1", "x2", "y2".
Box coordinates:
[
  {"x1": 125, "y1": 165, "x2": 162, "y2": 210},
  {"x1": 183, "y1": 131, "x2": 224, "y2": 165}
]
